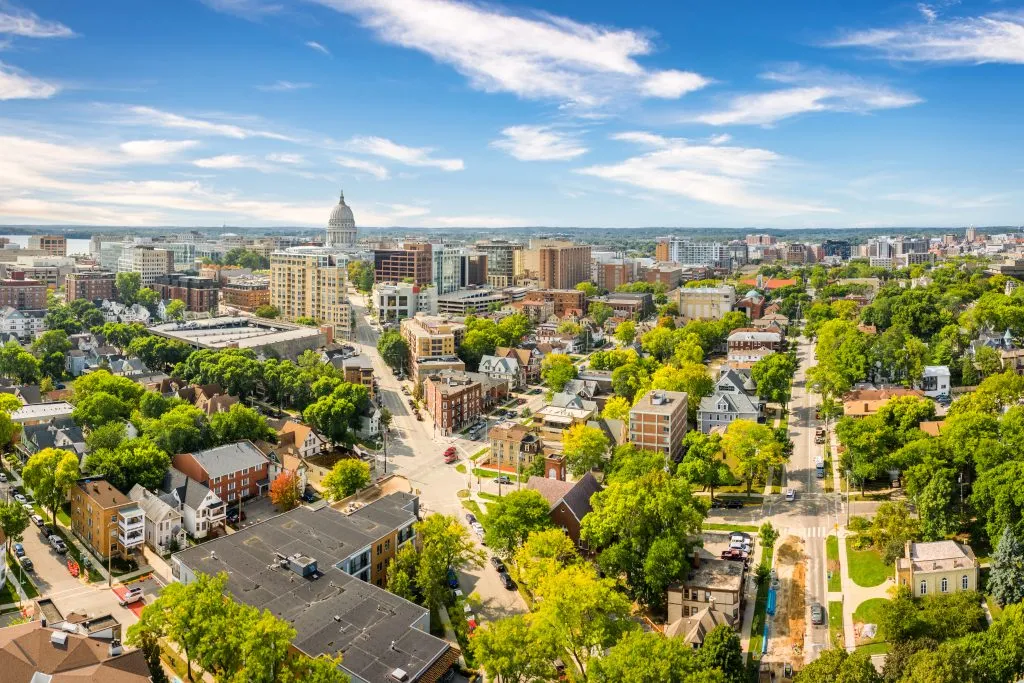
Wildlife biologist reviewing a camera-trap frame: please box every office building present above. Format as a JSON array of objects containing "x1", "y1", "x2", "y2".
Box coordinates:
[
  {"x1": 432, "y1": 246, "x2": 487, "y2": 295},
  {"x1": 822, "y1": 239, "x2": 852, "y2": 260},
  {"x1": 270, "y1": 251, "x2": 353, "y2": 336},
  {"x1": 677, "y1": 286, "x2": 735, "y2": 321},
  {"x1": 325, "y1": 190, "x2": 358, "y2": 248},
  {"x1": 372, "y1": 282, "x2": 437, "y2": 321},
  {"x1": 536, "y1": 241, "x2": 591, "y2": 290},
  {"x1": 0, "y1": 272, "x2": 46, "y2": 311},
  {"x1": 152, "y1": 273, "x2": 220, "y2": 314},
  {"x1": 65, "y1": 270, "x2": 116, "y2": 303},
  {"x1": 70, "y1": 476, "x2": 145, "y2": 561},
  {"x1": 117, "y1": 244, "x2": 174, "y2": 284},
  {"x1": 435, "y1": 287, "x2": 506, "y2": 315},
  {"x1": 629, "y1": 390, "x2": 688, "y2": 461},
  {"x1": 374, "y1": 242, "x2": 433, "y2": 285},
  {"x1": 475, "y1": 240, "x2": 524, "y2": 288},
  {"x1": 657, "y1": 238, "x2": 732, "y2": 269},
  {"x1": 221, "y1": 275, "x2": 270, "y2": 312},
  {"x1": 26, "y1": 235, "x2": 66, "y2": 257}
]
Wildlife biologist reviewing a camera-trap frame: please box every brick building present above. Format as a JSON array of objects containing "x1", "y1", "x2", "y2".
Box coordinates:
[
  {"x1": 537, "y1": 241, "x2": 591, "y2": 290},
  {"x1": 70, "y1": 476, "x2": 145, "y2": 560},
  {"x1": 153, "y1": 273, "x2": 220, "y2": 314},
  {"x1": 522, "y1": 289, "x2": 586, "y2": 318},
  {"x1": 27, "y1": 234, "x2": 67, "y2": 257},
  {"x1": 65, "y1": 270, "x2": 116, "y2": 302},
  {"x1": 629, "y1": 390, "x2": 688, "y2": 461},
  {"x1": 373, "y1": 242, "x2": 433, "y2": 285},
  {"x1": 424, "y1": 371, "x2": 482, "y2": 435},
  {"x1": 221, "y1": 276, "x2": 270, "y2": 312},
  {"x1": 0, "y1": 272, "x2": 47, "y2": 310},
  {"x1": 172, "y1": 440, "x2": 270, "y2": 504}
]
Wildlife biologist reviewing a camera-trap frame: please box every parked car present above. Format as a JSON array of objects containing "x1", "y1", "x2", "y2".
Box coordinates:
[
  {"x1": 462, "y1": 602, "x2": 473, "y2": 616},
  {"x1": 301, "y1": 490, "x2": 316, "y2": 503},
  {"x1": 49, "y1": 535, "x2": 67, "y2": 554},
  {"x1": 13, "y1": 543, "x2": 24, "y2": 557},
  {"x1": 499, "y1": 572, "x2": 516, "y2": 590},
  {"x1": 13, "y1": 493, "x2": 26, "y2": 505},
  {"x1": 785, "y1": 488, "x2": 796, "y2": 502},
  {"x1": 729, "y1": 539, "x2": 752, "y2": 553},
  {"x1": 226, "y1": 509, "x2": 247, "y2": 524},
  {"x1": 444, "y1": 453, "x2": 458, "y2": 464},
  {"x1": 19, "y1": 556, "x2": 32, "y2": 572},
  {"x1": 447, "y1": 568, "x2": 459, "y2": 589},
  {"x1": 21, "y1": 503, "x2": 32, "y2": 514},
  {"x1": 444, "y1": 446, "x2": 457, "y2": 457},
  {"x1": 490, "y1": 556, "x2": 507, "y2": 573},
  {"x1": 40, "y1": 525, "x2": 53, "y2": 538},
  {"x1": 118, "y1": 587, "x2": 144, "y2": 607},
  {"x1": 709, "y1": 498, "x2": 726, "y2": 509},
  {"x1": 494, "y1": 475, "x2": 512, "y2": 485},
  {"x1": 811, "y1": 602, "x2": 824, "y2": 625},
  {"x1": 0, "y1": 472, "x2": 7, "y2": 482},
  {"x1": 30, "y1": 514, "x2": 44, "y2": 528},
  {"x1": 465, "y1": 513, "x2": 478, "y2": 525},
  {"x1": 724, "y1": 499, "x2": 743, "y2": 510},
  {"x1": 720, "y1": 549, "x2": 748, "y2": 562}
]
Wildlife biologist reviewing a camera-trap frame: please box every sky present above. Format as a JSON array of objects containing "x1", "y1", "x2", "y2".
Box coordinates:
[{"x1": 0, "y1": 0, "x2": 1023, "y2": 229}]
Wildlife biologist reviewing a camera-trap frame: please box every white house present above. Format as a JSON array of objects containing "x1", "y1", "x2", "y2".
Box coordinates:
[
  {"x1": 0, "y1": 307, "x2": 46, "y2": 341},
  {"x1": 478, "y1": 355, "x2": 523, "y2": 389},
  {"x1": 921, "y1": 365, "x2": 951, "y2": 398},
  {"x1": 128, "y1": 484, "x2": 186, "y2": 554},
  {"x1": 159, "y1": 467, "x2": 226, "y2": 539}
]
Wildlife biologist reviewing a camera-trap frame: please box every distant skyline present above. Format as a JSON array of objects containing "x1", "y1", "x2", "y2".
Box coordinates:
[{"x1": 1, "y1": 1, "x2": 1023, "y2": 228}]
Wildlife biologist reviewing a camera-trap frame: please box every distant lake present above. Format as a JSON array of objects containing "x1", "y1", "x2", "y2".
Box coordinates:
[{"x1": 0, "y1": 235, "x2": 92, "y2": 256}]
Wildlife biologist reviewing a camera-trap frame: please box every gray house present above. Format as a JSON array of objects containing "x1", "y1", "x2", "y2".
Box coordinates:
[
  {"x1": 697, "y1": 369, "x2": 761, "y2": 434},
  {"x1": 478, "y1": 355, "x2": 523, "y2": 389}
]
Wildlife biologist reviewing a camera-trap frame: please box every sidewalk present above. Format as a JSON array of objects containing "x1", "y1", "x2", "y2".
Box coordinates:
[{"x1": 836, "y1": 528, "x2": 891, "y2": 651}]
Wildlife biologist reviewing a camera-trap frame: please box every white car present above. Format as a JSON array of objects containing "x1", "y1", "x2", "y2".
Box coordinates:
[
  {"x1": 118, "y1": 586, "x2": 144, "y2": 606},
  {"x1": 785, "y1": 488, "x2": 796, "y2": 502},
  {"x1": 729, "y1": 539, "x2": 752, "y2": 553},
  {"x1": 13, "y1": 493, "x2": 26, "y2": 504}
]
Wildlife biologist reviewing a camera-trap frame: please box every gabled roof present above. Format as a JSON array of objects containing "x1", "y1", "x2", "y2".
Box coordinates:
[
  {"x1": 478, "y1": 355, "x2": 520, "y2": 375},
  {"x1": 128, "y1": 484, "x2": 181, "y2": 523},
  {"x1": 160, "y1": 467, "x2": 221, "y2": 511},
  {"x1": 527, "y1": 472, "x2": 601, "y2": 522},
  {"x1": 698, "y1": 390, "x2": 759, "y2": 416},
  {"x1": 181, "y1": 441, "x2": 268, "y2": 480},
  {"x1": 0, "y1": 621, "x2": 150, "y2": 683}
]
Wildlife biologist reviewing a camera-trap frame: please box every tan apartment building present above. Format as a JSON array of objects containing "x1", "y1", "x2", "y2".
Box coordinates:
[
  {"x1": 70, "y1": 476, "x2": 145, "y2": 560},
  {"x1": 269, "y1": 251, "x2": 353, "y2": 336},
  {"x1": 117, "y1": 245, "x2": 174, "y2": 285},
  {"x1": 522, "y1": 289, "x2": 586, "y2": 318},
  {"x1": 65, "y1": 270, "x2": 116, "y2": 302},
  {"x1": 373, "y1": 242, "x2": 433, "y2": 285},
  {"x1": 535, "y1": 240, "x2": 592, "y2": 290},
  {"x1": 536, "y1": 403, "x2": 596, "y2": 450},
  {"x1": 488, "y1": 421, "x2": 542, "y2": 471},
  {"x1": 475, "y1": 240, "x2": 524, "y2": 288},
  {"x1": 629, "y1": 390, "x2": 688, "y2": 461},
  {"x1": 677, "y1": 285, "x2": 736, "y2": 321},
  {"x1": 400, "y1": 314, "x2": 466, "y2": 380},
  {"x1": 896, "y1": 540, "x2": 979, "y2": 598},
  {"x1": 27, "y1": 234, "x2": 67, "y2": 257}
]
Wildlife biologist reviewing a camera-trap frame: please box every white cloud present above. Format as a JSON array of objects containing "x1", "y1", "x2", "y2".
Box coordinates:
[
  {"x1": 347, "y1": 136, "x2": 464, "y2": 171},
  {"x1": 0, "y1": 5, "x2": 74, "y2": 38},
  {"x1": 305, "y1": 40, "x2": 331, "y2": 56},
  {"x1": 199, "y1": 0, "x2": 283, "y2": 20},
  {"x1": 119, "y1": 139, "x2": 200, "y2": 161},
  {"x1": 308, "y1": 0, "x2": 709, "y2": 106},
  {"x1": 193, "y1": 155, "x2": 274, "y2": 172},
  {"x1": 491, "y1": 125, "x2": 587, "y2": 161},
  {"x1": 124, "y1": 106, "x2": 296, "y2": 141},
  {"x1": 690, "y1": 66, "x2": 921, "y2": 126},
  {"x1": 918, "y1": 4, "x2": 938, "y2": 23},
  {"x1": 266, "y1": 152, "x2": 304, "y2": 164},
  {"x1": 830, "y1": 10, "x2": 1024, "y2": 64},
  {"x1": 708, "y1": 134, "x2": 732, "y2": 145},
  {"x1": 640, "y1": 70, "x2": 710, "y2": 99},
  {"x1": 0, "y1": 62, "x2": 59, "y2": 100},
  {"x1": 577, "y1": 132, "x2": 833, "y2": 214},
  {"x1": 335, "y1": 156, "x2": 390, "y2": 180},
  {"x1": 256, "y1": 80, "x2": 313, "y2": 92},
  {"x1": 424, "y1": 214, "x2": 527, "y2": 228}
]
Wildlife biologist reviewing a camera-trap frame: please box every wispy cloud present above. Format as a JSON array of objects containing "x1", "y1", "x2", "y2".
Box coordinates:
[
  {"x1": 0, "y1": 4, "x2": 74, "y2": 38},
  {"x1": 578, "y1": 131, "x2": 834, "y2": 214},
  {"x1": 830, "y1": 10, "x2": 1024, "y2": 64},
  {"x1": 193, "y1": 154, "x2": 273, "y2": 172},
  {"x1": 265, "y1": 152, "x2": 304, "y2": 164},
  {"x1": 119, "y1": 139, "x2": 200, "y2": 161},
  {"x1": 123, "y1": 106, "x2": 297, "y2": 141},
  {"x1": 491, "y1": 125, "x2": 587, "y2": 161},
  {"x1": 689, "y1": 66, "x2": 920, "y2": 126},
  {"x1": 347, "y1": 135, "x2": 464, "y2": 171},
  {"x1": 256, "y1": 80, "x2": 313, "y2": 92},
  {"x1": 305, "y1": 40, "x2": 331, "y2": 56},
  {"x1": 335, "y1": 156, "x2": 390, "y2": 180},
  {"x1": 307, "y1": 0, "x2": 708, "y2": 107},
  {"x1": 0, "y1": 62, "x2": 59, "y2": 100},
  {"x1": 198, "y1": 0, "x2": 283, "y2": 20}
]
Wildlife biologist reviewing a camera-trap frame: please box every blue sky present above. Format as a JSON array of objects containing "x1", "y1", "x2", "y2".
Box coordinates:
[{"x1": 0, "y1": 0, "x2": 1022, "y2": 229}]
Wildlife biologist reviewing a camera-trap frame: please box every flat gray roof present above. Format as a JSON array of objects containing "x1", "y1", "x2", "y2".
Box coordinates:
[{"x1": 149, "y1": 316, "x2": 322, "y2": 350}]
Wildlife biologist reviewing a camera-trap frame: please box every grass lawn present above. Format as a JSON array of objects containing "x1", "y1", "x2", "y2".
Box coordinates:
[
  {"x1": 856, "y1": 641, "x2": 891, "y2": 656},
  {"x1": 986, "y1": 594, "x2": 1004, "y2": 620},
  {"x1": 704, "y1": 523, "x2": 760, "y2": 533},
  {"x1": 471, "y1": 467, "x2": 526, "y2": 482},
  {"x1": 826, "y1": 535, "x2": 841, "y2": 592},
  {"x1": 846, "y1": 537, "x2": 890, "y2": 588},
  {"x1": 852, "y1": 597, "x2": 889, "y2": 638},
  {"x1": 470, "y1": 447, "x2": 489, "y2": 461},
  {"x1": 6, "y1": 552, "x2": 37, "y2": 599},
  {"x1": 828, "y1": 600, "x2": 844, "y2": 646}
]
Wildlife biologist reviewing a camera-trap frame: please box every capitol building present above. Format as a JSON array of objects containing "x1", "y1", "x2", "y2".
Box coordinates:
[{"x1": 325, "y1": 190, "x2": 357, "y2": 248}]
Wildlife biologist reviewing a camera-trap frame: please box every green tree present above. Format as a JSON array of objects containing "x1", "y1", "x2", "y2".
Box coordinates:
[
  {"x1": 303, "y1": 394, "x2": 360, "y2": 446},
  {"x1": 541, "y1": 353, "x2": 577, "y2": 392},
  {"x1": 472, "y1": 615, "x2": 556, "y2": 683},
  {"x1": 72, "y1": 390, "x2": 132, "y2": 429},
  {"x1": 601, "y1": 395, "x2": 631, "y2": 422},
  {"x1": 377, "y1": 330, "x2": 409, "y2": 372},
  {"x1": 386, "y1": 544, "x2": 418, "y2": 602},
  {"x1": 575, "y1": 282, "x2": 599, "y2": 297},
  {"x1": 210, "y1": 403, "x2": 274, "y2": 445},
  {"x1": 869, "y1": 502, "x2": 921, "y2": 564},
  {"x1": 322, "y1": 459, "x2": 370, "y2": 499},
  {"x1": 294, "y1": 316, "x2": 318, "y2": 326},
  {"x1": 640, "y1": 326, "x2": 676, "y2": 361},
  {"x1": 0, "y1": 501, "x2": 29, "y2": 553},
  {"x1": 164, "y1": 298, "x2": 186, "y2": 322},
  {"x1": 143, "y1": 404, "x2": 210, "y2": 455},
  {"x1": 514, "y1": 527, "x2": 579, "y2": 592},
  {"x1": 85, "y1": 421, "x2": 127, "y2": 452},
  {"x1": 0, "y1": 340, "x2": 40, "y2": 384},
  {"x1": 484, "y1": 489, "x2": 552, "y2": 558},
  {"x1": 588, "y1": 630, "x2": 723, "y2": 683},
  {"x1": 73, "y1": 369, "x2": 146, "y2": 405},
  {"x1": 679, "y1": 431, "x2": 730, "y2": 500},
  {"x1": 32, "y1": 329, "x2": 72, "y2": 380},
  {"x1": 22, "y1": 448, "x2": 79, "y2": 525},
  {"x1": 795, "y1": 648, "x2": 882, "y2": 683},
  {"x1": 989, "y1": 525, "x2": 1024, "y2": 607},
  {"x1": 751, "y1": 352, "x2": 796, "y2": 409},
  {"x1": 255, "y1": 304, "x2": 280, "y2": 318},
  {"x1": 650, "y1": 363, "x2": 714, "y2": 422},
  {"x1": 116, "y1": 272, "x2": 142, "y2": 305},
  {"x1": 698, "y1": 625, "x2": 745, "y2": 683},
  {"x1": 561, "y1": 423, "x2": 610, "y2": 476},
  {"x1": 84, "y1": 437, "x2": 170, "y2": 492},
  {"x1": 722, "y1": 419, "x2": 785, "y2": 495},
  {"x1": 347, "y1": 260, "x2": 374, "y2": 293},
  {"x1": 614, "y1": 320, "x2": 637, "y2": 345},
  {"x1": 415, "y1": 514, "x2": 485, "y2": 611},
  {"x1": 0, "y1": 410, "x2": 20, "y2": 450},
  {"x1": 588, "y1": 301, "x2": 613, "y2": 327}
]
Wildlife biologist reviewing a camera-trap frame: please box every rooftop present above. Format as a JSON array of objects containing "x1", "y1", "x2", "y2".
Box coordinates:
[
  {"x1": 149, "y1": 316, "x2": 323, "y2": 350},
  {"x1": 183, "y1": 441, "x2": 269, "y2": 480},
  {"x1": 677, "y1": 557, "x2": 745, "y2": 593},
  {"x1": 0, "y1": 621, "x2": 149, "y2": 683},
  {"x1": 11, "y1": 401, "x2": 74, "y2": 422},
  {"x1": 899, "y1": 540, "x2": 978, "y2": 573},
  {"x1": 76, "y1": 477, "x2": 132, "y2": 509},
  {"x1": 631, "y1": 390, "x2": 687, "y2": 415}
]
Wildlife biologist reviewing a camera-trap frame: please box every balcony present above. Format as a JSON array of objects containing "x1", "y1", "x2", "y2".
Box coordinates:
[{"x1": 118, "y1": 507, "x2": 144, "y2": 534}]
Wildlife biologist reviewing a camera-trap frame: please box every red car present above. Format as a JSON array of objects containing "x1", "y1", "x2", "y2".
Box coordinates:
[
  {"x1": 444, "y1": 453, "x2": 458, "y2": 464},
  {"x1": 444, "y1": 446, "x2": 457, "y2": 456},
  {"x1": 720, "y1": 549, "x2": 749, "y2": 562}
]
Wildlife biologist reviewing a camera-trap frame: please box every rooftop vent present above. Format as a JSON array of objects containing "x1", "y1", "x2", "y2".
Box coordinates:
[
  {"x1": 109, "y1": 639, "x2": 123, "y2": 657},
  {"x1": 389, "y1": 668, "x2": 409, "y2": 682},
  {"x1": 651, "y1": 391, "x2": 667, "y2": 405},
  {"x1": 289, "y1": 554, "x2": 318, "y2": 578},
  {"x1": 50, "y1": 631, "x2": 68, "y2": 647}
]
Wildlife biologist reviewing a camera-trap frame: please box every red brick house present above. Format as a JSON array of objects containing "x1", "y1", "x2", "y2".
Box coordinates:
[
  {"x1": 526, "y1": 473, "x2": 601, "y2": 549},
  {"x1": 171, "y1": 440, "x2": 270, "y2": 504}
]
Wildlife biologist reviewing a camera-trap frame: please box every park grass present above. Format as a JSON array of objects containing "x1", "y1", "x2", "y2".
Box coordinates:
[
  {"x1": 846, "y1": 537, "x2": 890, "y2": 588},
  {"x1": 704, "y1": 523, "x2": 760, "y2": 533},
  {"x1": 471, "y1": 467, "x2": 526, "y2": 482},
  {"x1": 826, "y1": 535, "x2": 842, "y2": 592},
  {"x1": 828, "y1": 600, "x2": 844, "y2": 646},
  {"x1": 856, "y1": 641, "x2": 891, "y2": 656},
  {"x1": 853, "y1": 597, "x2": 888, "y2": 627}
]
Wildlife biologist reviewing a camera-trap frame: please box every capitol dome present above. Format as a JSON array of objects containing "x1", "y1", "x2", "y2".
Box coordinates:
[{"x1": 325, "y1": 190, "x2": 357, "y2": 248}]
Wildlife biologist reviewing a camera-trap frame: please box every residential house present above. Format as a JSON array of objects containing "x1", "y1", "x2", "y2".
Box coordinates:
[
  {"x1": 752, "y1": 313, "x2": 790, "y2": 331},
  {"x1": 667, "y1": 551, "x2": 745, "y2": 626},
  {"x1": 733, "y1": 290, "x2": 766, "y2": 321},
  {"x1": 488, "y1": 421, "x2": 542, "y2": 472},
  {"x1": 17, "y1": 418, "x2": 86, "y2": 463},
  {"x1": 100, "y1": 300, "x2": 151, "y2": 325},
  {"x1": 494, "y1": 345, "x2": 541, "y2": 384},
  {"x1": 697, "y1": 369, "x2": 761, "y2": 434},
  {"x1": 896, "y1": 540, "x2": 979, "y2": 598},
  {"x1": 341, "y1": 354, "x2": 375, "y2": 397},
  {"x1": 0, "y1": 307, "x2": 45, "y2": 341},
  {"x1": 10, "y1": 401, "x2": 74, "y2": 425},
  {"x1": 666, "y1": 605, "x2": 734, "y2": 648},
  {"x1": 0, "y1": 384, "x2": 43, "y2": 405},
  {"x1": 128, "y1": 484, "x2": 186, "y2": 554},
  {"x1": 920, "y1": 365, "x2": 951, "y2": 397},
  {"x1": 842, "y1": 388, "x2": 925, "y2": 417},
  {"x1": 0, "y1": 620, "x2": 150, "y2": 683},
  {"x1": 527, "y1": 473, "x2": 601, "y2": 548},
  {"x1": 70, "y1": 477, "x2": 145, "y2": 561},
  {"x1": 271, "y1": 419, "x2": 327, "y2": 459},
  {"x1": 172, "y1": 440, "x2": 270, "y2": 503},
  {"x1": 478, "y1": 355, "x2": 523, "y2": 390},
  {"x1": 159, "y1": 467, "x2": 226, "y2": 539}
]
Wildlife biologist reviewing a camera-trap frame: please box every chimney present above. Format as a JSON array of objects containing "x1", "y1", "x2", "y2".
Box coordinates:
[
  {"x1": 692, "y1": 549, "x2": 700, "y2": 569},
  {"x1": 905, "y1": 540, "x2": 912, "y2": 559}
]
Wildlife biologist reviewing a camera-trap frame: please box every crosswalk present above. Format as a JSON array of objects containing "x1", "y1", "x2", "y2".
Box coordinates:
[{"x1": 785, "y1": 527, "x2": 833, "y2": 538}]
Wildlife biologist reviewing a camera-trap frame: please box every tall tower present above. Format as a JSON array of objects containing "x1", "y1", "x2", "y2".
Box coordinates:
[{"x1": 326, "y1": 190, "x2": 357, "y2": 247}]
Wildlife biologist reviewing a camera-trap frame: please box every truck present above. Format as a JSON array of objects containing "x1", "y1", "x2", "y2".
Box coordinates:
[
  {"x1": 815, "y1": 427, "x2": 826, "y2": 444},
  {"x1": 815, "y1": 456, "x2": 825, "y2": 479}
]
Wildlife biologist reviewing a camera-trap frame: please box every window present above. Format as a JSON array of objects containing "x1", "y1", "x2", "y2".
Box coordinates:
[
  {"x1": 920, "y1": 580, "x2": 927, "y2": 595},
  {"x1": 385, "y1": 539, "x2": 390, "y2": 551},
  {"x1": 377, "y1": 543, "x2": 383, "y2": 555},
  {"x1": 941, "y1": 577, "x2": 948, "y2": 593},
  {"x1": 962, "y1": 575, "x2": 969, "y2": 590}
]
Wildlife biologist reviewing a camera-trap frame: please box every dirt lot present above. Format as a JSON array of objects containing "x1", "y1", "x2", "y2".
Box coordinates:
[{"x1": 769, "y1": 536, "x2": 806, "y2": 661}]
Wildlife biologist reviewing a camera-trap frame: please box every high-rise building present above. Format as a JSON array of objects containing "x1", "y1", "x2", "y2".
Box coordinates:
[
  {"x1": 65, "y1": 270, "x2": 116, "y2": 302},
  {"x1": 0, "y1": 272, "x2": 46, "y2": 310},
  {"x1": 27, "y1": 235, "x2": 66, "y2": 257},
  {"x1": 117, "y1": 245, "x2": 174, "y2": 285},
  {"x1": 746, "y1": 234, "x2": 776, "y2": 246},
  {"x1": 475, "y1": 240, "x2": 524, "y2": 288},
  {"x1": 659, "y1": 238, "x2": 732, "y2": 269},
  {"x1": 325, "y1": 190, "x2": 357, "y2": 248},
  {"x1": 373, "y1": 242, "x2": 433, "y2": 285},
  {"x1": 536, "y1": 241, "x2": 591, "y2": 290},
  {"x1": 269, "y1": 251, "x2": 353, "y2": 336},
  {"x1": 822, "y1": 239, "x2": 852, "y2": 260}
]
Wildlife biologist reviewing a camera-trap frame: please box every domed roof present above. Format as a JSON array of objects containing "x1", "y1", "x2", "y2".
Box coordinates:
[{"x1": 328, "y1": 190, "x2": 354, "y2": 226}]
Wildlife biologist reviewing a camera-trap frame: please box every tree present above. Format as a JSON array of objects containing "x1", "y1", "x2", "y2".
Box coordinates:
[
  {"x1": 514, "y1": 527, "x2": 579, "y2": 592},
  {"x1": 541, "y1": 353, "x2": 577, "y2": 392},
  {"x1": 641, "y1": 326, "x2": 676, "y2": 362},
  {"x1": 530, "y1": 564, "x2": 634, "y2": 678},
  {"x1": 377, "y1": 330, "x2": 409, "y2": 372},
  {"x1": 86, "y1": 421, "x2": 127, "y2": 453},
  {"x1": 44, "y1": 303, "x2": 81, "y2": 336},
  {"x1": 0, "y1": 501, "x2": 29, "y2": 553},
  {"x1": 415, "y1": 514, "x2": 485, "y2": 611},
  {"x1": 294, "y1": 316, "x2": 318, "y2": 326},
  {"x1": 698, "y1": 625, "x2": 744, "y2": 683},
  {"x1": 210, "y1": 403, "x2": 274, "y2": 445},
  {"x1": 322, "y1": 459, "x2": 370, "y2": 500},
  {"x1": 0, "y1": 341, "x2": 40, "y2": 384},
  {"x1": 575, "y1": 282, "x2": 599, "y2": 297},
  {"x1": 72, "y1": 369, "x2": 145, "y2": 405},
  {"x1": 484, "y1": 489, "x2": 552, "y2": 558},
  {"x1": 0, "y1": 393, "x2": 21, "y2": 414},
  {"x1": 472, "y1": 615, "x2": 556, "y2": 683},
  {"x1": 795, "y1": 648, "x2": 882, "y2": 683},
  {"x1": 989, "y1": 526, "x2": 1024, "y2": 607},
  {"x1": 32, "y1": 330, "x2": 71, "y2": 380},
  {"x1": 386, "y1": 545, "x2": 418, "y2": 602},
  {"x1": 722, "y1": 419, "x2": 785, "y2": 495},
  {"x1": 116, "y1": 272, "x2": 142, "y2": 305},
  {"x1": 588, "y1": 630, "x2": 723, "y2": 683},
  {"x1": 751, "y1": 352, "x2": 796, "y2": 408},
  {"x1": 562, "y1": 424, "x2": 610, "y2": 476},
  {"x1": 869, "y1": 502, "x2": 921, "y2": 564},
  {"x1": 165, "y1": 299, "x2": 186, "y2": 322},
  {"x1": 137, "y1": 286, "x2": 160, "y2": 312},
  {"x1": 72, "y1": 390, "x2": 132, "y2": 429},
  {"x1": 134, "y1": 627, "x2": 170, "y2": 683},
  {"x1": 606, "y1": 444, "x2": 666, "y2": 484},
  {"x1": 347, "y1": 260, "x2": 374, "y2": 293},
  {"x1": 601, "y1": 395, "x2": 631, "y2": 422},
  {"x1": 254, "y1": 304, "x2": 280, "y2": 318},
  {"x1": 650, "y1": 363, "x2": 714, "y2": 422},
  {"x1": 588, "y1": 301, "x2": 613, "y2": 327},
  {"x1": 589, "y1": 348, "x2": 638, "y2": 371},
  {"x1": 84, "y1": 438, "x2": 170, "y2": 492},
  {"x1": 679, "y1": 431, "x2": 730, "y2": 500},
  {"x1": 269, "y1": 472, "x2": 300, "y2": 511},
  {"x1": 22, "y1": 448, "x2": 79, "y2": 525},
  {"x1": 614, "y1": 320, "x2": 636, "y2": 345},
  {"x1": 144, "y1": 404, "x2": 210, "y2": 455},
  {"x1": 303, "y1": 394, "x2": 360, "y2": 446}
]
